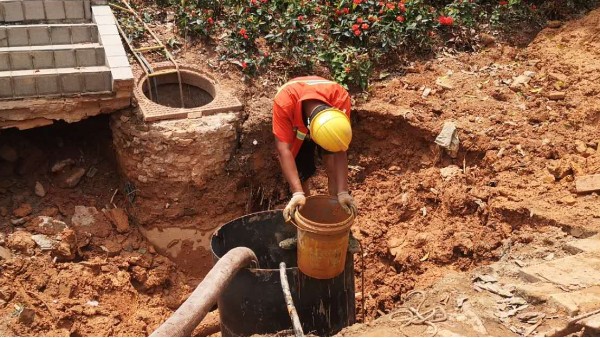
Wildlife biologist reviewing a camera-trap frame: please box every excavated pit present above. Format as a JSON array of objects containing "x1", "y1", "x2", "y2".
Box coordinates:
[{"x1": 141, "y1": 73, "x2": 215, "y2": 109}]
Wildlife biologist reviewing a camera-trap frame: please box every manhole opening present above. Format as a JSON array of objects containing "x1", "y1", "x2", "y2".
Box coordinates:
[{"x1": 141, "y1": 71, "x2": 215, "y2": 109}]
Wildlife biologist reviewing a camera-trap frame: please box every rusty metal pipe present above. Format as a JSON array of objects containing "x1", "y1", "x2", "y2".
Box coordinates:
[{"x1": 150, "y1": 247, "x2": 258, "y2": 337}]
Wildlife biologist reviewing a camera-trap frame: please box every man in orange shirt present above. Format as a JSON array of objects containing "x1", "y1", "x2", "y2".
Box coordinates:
[{"x1": 272, "y1": 76, "x2": 358, "y2": 221}]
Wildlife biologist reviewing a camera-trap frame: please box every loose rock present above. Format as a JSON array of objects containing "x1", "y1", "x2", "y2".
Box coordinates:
[
  {"x1": 547, "y1": 91, "x2": 566, "y2": 100},
  {"x1": 18, "y1": 307, "x2": 35, "y2": 324},
  {"x1": 57, "y1": 167, "x2": 86, "y2": 188},
  {"x1": 13, "y1": 203, "x2": 33, "y2": 218},
  {"x1": 103, "y1": 208, "x2": 130, "y2": 233},
  {"x1": 71, "y1": 206, "x2": 112, "y2": 238},
  {"x1": 30, "y1": 216, "x2": 68, "y2": 236},
  {"x1": 34, "y1": 181, "x2": 46, "y2": 197},
  {"x1": 31, "y1": 234, "x2": 56, "y2": 251},
  {"x1": 50, "y1": 158, "x2": 75, "y2": 173},
  {"x1": 0, "y1": 246, "x2": 13, "y2": 261},
  {"x1": 7, "y1": 231, "x2": 35, "y2": 255}
]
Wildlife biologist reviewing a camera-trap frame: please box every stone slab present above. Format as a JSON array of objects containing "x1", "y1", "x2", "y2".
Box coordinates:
[
  {"x1": 579, "y1": 313, "x2": 600, "y2": 330},
  {"x1": 64, "y1": 0, "x2": 85, "y2": 20},
  {"x1": 565, "y1": 235, "x2": 600, "y2": 254},
  {"x1": 514, "y1": 282, "x2": 563, "y2": 304},
  {"x1": 13, "y1": 75, "x2": 37, "y2": 97},
  {"x1": 44, "y1": 1, "x2": 66, "y2": 20},
  {"x1": 28, "y1": 26, "x2": 51, "y2": 46},
  {"x1": 83, "y1": 71, "x2": 110, "y2": 92},
  {"x1": 36, "y1": 73, "x2": 60, "y2": 95},
  {"x1": 549, "y1": 286, "x2": 600, "y2": 316},
  {"x1": 7, "y1": 28, "x2": 28, "y2": 46},
  {"x1": 23, "y1": 1, "x2": 45, "y2": 21},
  {"x1": 32, "y1": 50, "x2": 54, "y2": 69},
  {"x1": 10, "y1": 52, "x2": 33, "y2": 70},
  {"x1": 50, "y1": 26, "x2": 71, "y2": 44},
  {"x1": 54, "y1": 49, "x2": 76, "y2": 68},
  {"x1": 519, "y1": 252, "x2": 600, "y2": 287},
  {"x1": 0, "y1": 53, "x2": 8, "y2": 71},
  {"x1": 0, "y1": 77, "x2": 12, "y2": 98},
  {"x1": 71, "y1": 25, "x2": 91, "y2": 43},
  {"x1": 2, "y1": 2, "x2": 25, "y2": 22},
  {"x1": 576, "y1": 174, "x2": 600, "y2": 194}
]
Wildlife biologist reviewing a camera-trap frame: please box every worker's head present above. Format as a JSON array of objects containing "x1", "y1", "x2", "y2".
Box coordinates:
[{"x1": 308, "y1": 106, "x2": 352, "y2": 152}]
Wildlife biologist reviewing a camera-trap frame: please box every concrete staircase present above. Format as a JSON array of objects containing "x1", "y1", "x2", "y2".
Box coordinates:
[{"x1": 0, "y1": 0, "x2": 134, "y2": 129}]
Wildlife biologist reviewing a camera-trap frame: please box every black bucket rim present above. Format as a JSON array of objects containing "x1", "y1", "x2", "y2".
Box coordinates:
[{"x1": 211, "y1": 209, "x2": 296, "y2": 273}]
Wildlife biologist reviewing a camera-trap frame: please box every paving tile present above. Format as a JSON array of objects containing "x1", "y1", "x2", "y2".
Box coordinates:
[
  {"x1": 10, "y1": 52, "x2": 33, "y2": 70},
  {"x1": 44, "y1": 1, "x2": 66, "y2": 20},
  {"x1": 7, "y1": 28, "x2": 28, "y2": 46},
  {"x1": 103, "y1": 44, "x2": 126, "y2": 57},
  {"x1": 565, "y1": 235, "x2": 600, "y2": 254},
  {"x1": 111, "y1": 66, "x2": 133, "y2": 80},
  {"x1": 36, "y1": 72, "x2": 60, "y2": 95},
  {"x1": 98, "y1": 34, "x2": 122, "y2": 47},
  {"x1": 83, "y1": 0, "x2": 91, "y2": 19},
  {"x1": 28, "y1": 26, "x2": 51, "y2": 46},
  {"x1": 90, "y1": 26, "x2": 99, "y2": 42},
  {"x1": 579, "y1": 313, "x2": 600, "y2": 330},
  {"x1": 13, "y1": 75, "x2": 37, "y2": 97},
  {"x1": 0, "y1": 28, "x2": 7, "y2": 47},
  {"x1": 83, "y1": 71, "x2": 110, "y2": 92},
  {"x1": 96, "y1": 23, "x2": 118, "y2": 36},
  {"x1": 32, "y1": 50, "x2": 54, "y2": 69},
  {"x1": 60, "y1": 71, "x2": 82, "y2": 93},
  {"x1": 514, "y1": 282, "x2": 563, "y2": 304},
  {"x1": 3, "y1": 2, "x2": 25, "y2": 22},
  {"x1": 93, "y1": 14, "x2": 115, "y2": 25},
  {"x1": 64, "y1": 0, "x2": 85, "y2": 20},
  {"x1": 519, "y1": 252, "x2": 600, "y2": 287},
  {"x1": 0, "y1": 53, "x2": 9, "y2": 71},
  {"x1": 91, "y1": 5, "x2": 112, "y2": 16},
  {"x1": 23, "y1": 1, "x2": 45, "y2": 21},
  {"x1": 548, "y1": 286, "x2": 600, "y2": 316},
  {"x1": 71, "y1": 26, "x2": 91, "y2": 43},
  {"x1": 54, "y1": 49, "x2": 76, "y2": 68},
  {"x1": 75, "y1": 48, "x2": 100, "y2": 67},
  {"x1": 50, "y1": 26, "x2": 71, "y2": 44},
  {"x1": 0, "y1": 77, "x2": 12, "y2": 98}
]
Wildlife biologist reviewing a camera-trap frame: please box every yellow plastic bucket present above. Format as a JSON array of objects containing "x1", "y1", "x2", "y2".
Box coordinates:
[{"x1": 292, "y1": 195, "x2": 355, "y2": 279}]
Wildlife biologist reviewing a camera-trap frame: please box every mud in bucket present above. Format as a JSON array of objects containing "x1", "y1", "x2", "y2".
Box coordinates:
[{"x1": 292, "y1": 195, "x2": 355, "y2": 279}]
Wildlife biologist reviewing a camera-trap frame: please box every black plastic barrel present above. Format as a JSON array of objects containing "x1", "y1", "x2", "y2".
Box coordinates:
[{"x1": 211, "y1": 210, "x2": 356, "y2": 336}]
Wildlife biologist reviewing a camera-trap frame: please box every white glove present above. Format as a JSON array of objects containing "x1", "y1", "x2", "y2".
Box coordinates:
[
  {"x1": 283, "y1": 192, "x2": 306, "y2": 222},
  {"x1": 337, "y1": 191, "x2": 357, "y2": 216}
]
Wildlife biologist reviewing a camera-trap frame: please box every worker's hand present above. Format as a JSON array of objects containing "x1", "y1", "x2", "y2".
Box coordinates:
[
  {"x1": 283, "y1": 192, "x2": 306, "y2": 222},
  {"x1": 337, "y1": 191, "x2": 357, "y2": 216}
]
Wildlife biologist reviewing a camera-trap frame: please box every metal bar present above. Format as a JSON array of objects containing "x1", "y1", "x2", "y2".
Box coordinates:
[
  {"x1": 134, "y1": 45, "x2": 165, "y2": 52},
  {"x1": 108, "y1": 3, "x2": 134, "y2": 14},
  {"x1": 279, "y1": 262, "x2": 304, "y2": 337}
]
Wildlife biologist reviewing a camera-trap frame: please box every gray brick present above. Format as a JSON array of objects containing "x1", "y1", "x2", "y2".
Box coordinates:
[
  {"x1": 90, "y1": 26, "x2": 98, "y2": 42},
  {"x1": 32, "y1": 50, "x2": 54, "y2": 69},
  {"x1": 23, "y1": 1, "x2": 45, "y2": 21},
  {"x1": 0, "y1": 53, "x2": 9, "y2": 71},
  {"x1": 0, "y1": 29, "x2": 7, "y2": 47},
  {"x1": 103, "y1": 44, "x2": 126, "y2": 57},
  {"x1": 60, "y1": 72, "x2": 82, "y2": 93},
  {"x1": 0, "y1": 77, "x2": 12, "y2": 98},
  {"x1": 28, "y1": 27, "x2": 51, "y2": 46},
  {"x1": 95, "y1": 48, "x2": 105, "y2": 64},
  {"x1": 93, "y1": 14, "x2": 114, "y2": 25},
  {"x1": 111, "y1": 66, "x2": 132, "y2": 81},
  {"x1": 91, "y1": 5, "x2": 112, "y2": 16},
  {"x1": 106, "y1": 55, "x2": 129, "y2": 68},
  {"x1": 71, "y1": 26, "x2": 91, "y2": 43},
  {"x1": 3, "y1": 2, "x2": 25, "y2": 22},
  {"x1": 10, "y1": 52, "x2": 33, "y2": 70},
  {"x1": 83, "y1": 0, "x2": 91, "y2": 19},
  {"x1": 36, "y1": 73, "x2": 59, "y2": 95},
  {"x1": 64, "y1": 0, "x2": 85, "y2": 19},
  {"x1": 54, "y1": 50, "x2": 76, "y2": 68},
  {"x1": 50, "y1": 26, "x2": 70, "y2": 44},
  {"x1": 44, "y1": 1, "x2": 66, "y2": 20},
  {"x1": 96, "y1": 23, "x2": 118, "y2": 36},
  {"x1": 13, "y1": 75, "x2": 37, "y2": 97},
  {"x1": 75, "y1": 48, "x2": 99, "y2": 67},
  {"x1": 83, "y1": 71, "x2": 109, "y2": 92},
  {"x1": 7, "y1": 28, "x2": 28, "y2": 47}
]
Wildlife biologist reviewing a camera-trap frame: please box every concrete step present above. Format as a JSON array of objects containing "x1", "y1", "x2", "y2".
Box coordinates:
[
  {"x1": 0, "y1": 43, "x2": 105, "y2": 71},
  {"x1": 519, "y1": 252, "x2": 600, "y2": 288},
  {"x1": 0, "y1": 23, "x2": 98, "y2": 47},
  {"x1": 565, "y1": 235, "x2": 600, "y2": 254},
  {"x1": 0, "y1": 65, "x2": 112, "y2": 98},
  {"x1": 0, "y1": 0, "x2": 107, "y2": 24}
]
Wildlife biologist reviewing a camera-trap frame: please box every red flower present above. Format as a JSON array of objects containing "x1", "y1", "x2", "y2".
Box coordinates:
[
  {"x1": 438, "y1": 16, "x2": 453, "y2": 26},
  {"x1": 250, "y1": 0, "x2": 257, "y2": 5},
  {"x1": 352, "y1": 24, "x2": 359, "y2": 30},
  {"x1": 361, "y1": 23, "x2": 369, "y2": 29},
  {"x1": 260, "y1": 0, "x2": 267, "y2": 2},
  {"x1": 297, "y1": 15, "x2": 304, "y2": 21},
  {"x1": 207, "y1": 17, "x2": 214, "y2": 24},
  {"x1": 241, "y1": 61, "x2": 248, "y2": 69},
  {"x1": 345, "y1": 66, "x2": 351, "y2": 73},
  {"x1": 530, "y1": 4, "x2": 537, "y2": 10},
  {"x1": 396, "y1": 15, "x2": 405, "y2": 22},
  {"x1": 353, "y1": 0, "x2": 362, "y2": 4},
  {"x1": 239, "y1": 28, "x2": 247, "y2": 35},
  {"x1": 353, "y1": 30, "x2": 361, "y2": 36},
  {"x1": 386, "y1": 3, "x2": 395, "y2": 10},
  {"x1": 398, "y1": 3, "x2": 406, "y2": 12},
  {"x1": 342, "y1": 8, "x2": 349, "y2": 14},
  {"x1": 499, "y1": 0, "x2": 508, "y2": 5},
  {"x1": 357, "y1": 17, "x2": 363, "y2": 23}
]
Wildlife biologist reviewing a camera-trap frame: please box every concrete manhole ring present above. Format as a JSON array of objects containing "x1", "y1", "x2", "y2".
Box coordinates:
[{"x1": 134, "y1": 63, "x2": 243, "y2": 122}]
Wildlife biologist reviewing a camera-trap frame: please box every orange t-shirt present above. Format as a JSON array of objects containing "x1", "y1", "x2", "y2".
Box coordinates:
[{"x1": 272, "y1": 76, "x2": 351, "y2": 157}]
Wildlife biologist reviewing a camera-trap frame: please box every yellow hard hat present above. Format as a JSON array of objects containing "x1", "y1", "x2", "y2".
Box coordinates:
[{"x1": 309, "y1": 107, "x2": 352, "y2": 152}]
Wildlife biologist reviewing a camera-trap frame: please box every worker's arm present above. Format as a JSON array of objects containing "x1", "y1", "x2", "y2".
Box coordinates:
[
  {"x1": 332, "y1": 151, "x2": 349, "y2": 194},
  {"x1": 275, "y1": 138, "x2": 304, "y2": 194}
]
